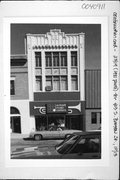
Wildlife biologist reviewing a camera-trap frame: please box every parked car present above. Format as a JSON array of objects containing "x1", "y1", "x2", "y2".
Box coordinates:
[
  {"x1": 55, "y1": 130, "x2": 101, "y2": 159},
  {"x1": 12, "y1": 131, "x2": 101, "y2": 159},
  {"x1": 29, "y1": 128, "x2": 82, "y2": 141}
]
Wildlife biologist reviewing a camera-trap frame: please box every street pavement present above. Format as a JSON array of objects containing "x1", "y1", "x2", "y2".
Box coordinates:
[{"x1": 11, "y1": 133, "x2": 62, "y2": 159}]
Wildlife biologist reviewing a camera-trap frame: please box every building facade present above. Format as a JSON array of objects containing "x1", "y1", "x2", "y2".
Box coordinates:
[
  {"x1": 85, "y1": 70, "x2": 101, "y2": 130},
  {"x1": 27, "y1": 29, "x2": 85, "y2": 132},
  {"x1": 10, "y1": 55, "x2": 30, "y2": 134},
  {"x1": 10, "y1": 29, "x2": 101, "y2": 134}
]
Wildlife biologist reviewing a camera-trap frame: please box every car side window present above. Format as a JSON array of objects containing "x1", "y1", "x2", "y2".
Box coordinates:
[
  {"x1": 70, "y1": 136, "x2": 100, "y2": 154},
  {"x1": 83, "y1": 137, "x2": 100, "y2": 153}
]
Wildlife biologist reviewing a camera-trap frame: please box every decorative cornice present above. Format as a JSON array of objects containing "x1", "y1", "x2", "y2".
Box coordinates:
[{"x1": 32, "y1": 45, "x2": 78, "y2": 50}]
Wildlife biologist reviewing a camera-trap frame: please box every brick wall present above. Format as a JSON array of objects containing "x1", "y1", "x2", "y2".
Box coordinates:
[{"x1": 85, "y1": 109, "x2": 101, "y2": 131}]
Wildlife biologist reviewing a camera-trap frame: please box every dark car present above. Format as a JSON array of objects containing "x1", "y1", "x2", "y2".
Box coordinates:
[
  {"x1": 55, "y1": 130, "x2": 101, "y2": 159},
  {"x1": 11, "y1": 131, "x2": 101, "y2": 159}
]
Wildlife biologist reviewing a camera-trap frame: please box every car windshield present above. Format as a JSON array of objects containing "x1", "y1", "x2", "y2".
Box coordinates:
[
  {"x1": 56, "y1": 135, "x2": 79, "y2": 154},
  {"x1": 56, "y1": 134, "x2": 74, "y2": 148}
]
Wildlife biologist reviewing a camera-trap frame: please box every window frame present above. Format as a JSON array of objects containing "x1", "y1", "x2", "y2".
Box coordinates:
[
  {"x1": 35, "y1": 75, "x2": 42, "y2": 91},
  {"x1": 71, "y1": 51, "x2": 77, "y2": 67},
  {"x1": 35, "y1": 52, "x2": 42, "y2": 68},
  {"x1": 71, "y1": 75, "x2": 78, "y2": 91},
  {"x1": 45, "y1": 52, "x2": 52, "y2": 67},
  {"x1": 91, "y1": 112, "x2": 97, "y2": 124},
  {"x1": 10, "y1": 77, "x2": 15, "y2": 95}
]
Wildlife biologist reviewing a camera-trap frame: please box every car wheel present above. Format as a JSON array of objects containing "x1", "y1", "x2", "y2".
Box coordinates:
[{"x1": 34, "y1": 134, "x2": 42, "y2": 141}]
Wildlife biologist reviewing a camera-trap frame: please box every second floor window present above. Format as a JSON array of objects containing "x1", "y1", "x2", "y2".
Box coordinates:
[
  {"x1": 71, "y1": 76, "x2": 78, "y2": 90},
  {"x1": 46, "y1": 76, "x2": 68, "y2": 91},
  {"x1": 10, "y1": 80, "x2": 15, "y2": 95},
  {"x1": 36, "y1": 76, "x2": 42, "y2": 91}
]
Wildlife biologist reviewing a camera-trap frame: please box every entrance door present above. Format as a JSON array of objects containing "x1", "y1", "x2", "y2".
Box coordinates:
[
  {"x1": 47, "y1": 115, "x2": 65, "y2": 138},
  {"x1": 66, "y1": 115, "x2": 83, "y2": 130},
  {"x1": 10, "y1": 116, "x2": 21, "y2": 133},
  {"x1": 10, "y1": 107, "x2": 21, "y2": 133},
  {"x1": 35, "y1": 116, "x2": 47, "y2": 131}
]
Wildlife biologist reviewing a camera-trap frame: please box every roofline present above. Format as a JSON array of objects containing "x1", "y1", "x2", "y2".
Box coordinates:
[
  {"x1": 26, "y1": 32, "x2": 85, "y2": 37},
  {"x1": 11, "y1": 54, "x2": 27, "y2": 60},
  {"x1": 85, "y1": 69, "x2": 101, "y2": 71}
]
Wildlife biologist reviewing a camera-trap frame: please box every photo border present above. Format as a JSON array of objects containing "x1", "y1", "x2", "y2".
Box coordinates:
[{"x1": 0, "y1": 1, "x2": 119, "y2": 179}]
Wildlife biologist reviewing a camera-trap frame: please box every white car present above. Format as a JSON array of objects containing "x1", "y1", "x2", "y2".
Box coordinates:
[{"x1": 29, "y1": 128, "x2": 82, "y2": 141}]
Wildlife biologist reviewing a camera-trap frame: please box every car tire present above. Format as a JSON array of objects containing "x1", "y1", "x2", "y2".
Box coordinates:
[{"x1": 34, "y1": 134, "x2": 42, "y2": 141}]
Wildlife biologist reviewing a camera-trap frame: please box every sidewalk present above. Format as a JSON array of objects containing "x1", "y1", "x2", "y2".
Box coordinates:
[{"x1": 11, "y1": 133, "x2": 29, "y2": 139}]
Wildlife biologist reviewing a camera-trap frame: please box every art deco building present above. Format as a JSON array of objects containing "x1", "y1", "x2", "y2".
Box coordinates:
[{"x1": 27, "y1": 29, "x2": 85, "y2": 132}]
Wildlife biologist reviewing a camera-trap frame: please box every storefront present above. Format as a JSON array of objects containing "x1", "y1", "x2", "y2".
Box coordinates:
[
  {"x1": 27, "y1": 29, "x2": 85, "y2": 133},
  {"x1": 30, "y1": 100, "x2": 85, "y2": 131}
]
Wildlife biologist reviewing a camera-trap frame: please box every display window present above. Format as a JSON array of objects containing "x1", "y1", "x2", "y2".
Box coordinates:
[{"x1": 35, "y1": 115, "x2": 83, "y2": 131}]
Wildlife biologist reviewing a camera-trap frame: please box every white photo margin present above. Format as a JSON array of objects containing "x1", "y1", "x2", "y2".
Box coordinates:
[
  {"x1": 4, "y1": 17, "x2": 108, "y2": 167},
  {"x1": 0, "y1": 1, "x2": 119, "y2": 179}
]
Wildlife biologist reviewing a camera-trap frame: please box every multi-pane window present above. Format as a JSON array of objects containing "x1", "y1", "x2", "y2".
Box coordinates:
[
  {"x1": 45, "y1": 52, "x2": 68, "y2": 92},
  {"x1": 91, "y1": 112, "x2": 97, "y2": 124},
  {"x1": 53, "y1": 76, "x2": 60, "y2": 90},
  {"x1": 61, "y1": 52, "x2": 67, "y2": 66},
  {"x1": 10, "y1": 80, "x2": 15, "y2": 95},
  {"x1": 61, "y1": 76, "x2": 67, "y2": 90},
  {"x1": 46, "y1": 76, "x2": 52, "y2": 87},
  {"x1": 71, "y1": 76, "x2": 78, "y2": 90},
  {"x1": 45, "y1": 52, "x2": 67, "y2": 67},
  {"x1": 71, "y1": 51, "x2": 77, "y2": 66},
  {"x1": 36, "y1": 76, "x2": 42, "y2": 91},
  {"x1": 46, "y1": 52, "x2": 52, "y2": 67},
  {"x1": 53, "y1": 52, "x2": 59, "y2": 67},
  {"x1": 91, "y1": 112, "x2": 101, "y2": 124},
  {"x1": 34, "y1": 51, "x2": 79, "y2": 92},
  {"x1": 100, "y1": 112, "x2": 101, "y2": 124},
  {"x1": 35, "y1": 52, "x2": 41, "y2": 67},
  {"x1": 46, "y1": 76, "x2": 68, "y2": 91}
]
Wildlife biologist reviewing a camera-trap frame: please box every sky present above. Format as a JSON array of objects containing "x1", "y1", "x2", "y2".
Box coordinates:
[{"x1": 11, "y1": 24, "x2": 101, "y2": 69}]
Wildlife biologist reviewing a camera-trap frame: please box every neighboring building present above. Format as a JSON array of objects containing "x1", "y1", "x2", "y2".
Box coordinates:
[
  {"x1": 10, "y1": 54, "x2": 29, "y2": 134},
  {"x1": 85, "y1": 70, "x2": 101, "y2": 130},
  {"x1": 10, "y1": 29, "x2": 101, "y2": 134}
]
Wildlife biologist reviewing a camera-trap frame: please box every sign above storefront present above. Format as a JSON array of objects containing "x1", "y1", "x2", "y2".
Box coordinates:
[
  {"x1": 46, "y1": 103, "x2": 68, "y2": 114},
  {"x1": 30, "y1": 101, "x2": 84, "y2": 116}
]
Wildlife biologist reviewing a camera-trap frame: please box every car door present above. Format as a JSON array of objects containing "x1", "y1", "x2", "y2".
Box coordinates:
[
  {"x1": 46, "y1": 127, "x2": 60, "y2": 139},
  {"x1": 66, "y1": 134, "x2": 101, "y2": 159},
  {"x1": 58, "y1": 129, "x2": 66, "y2": 138}
]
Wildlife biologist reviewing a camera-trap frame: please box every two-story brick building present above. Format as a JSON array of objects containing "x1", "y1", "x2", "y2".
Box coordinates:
[
  {"x1": 10, "y1": 54, "x2": 29, "y2": 134},
  {"x1": 85, "y1": 70, "x2": 101, "y2": 130}
]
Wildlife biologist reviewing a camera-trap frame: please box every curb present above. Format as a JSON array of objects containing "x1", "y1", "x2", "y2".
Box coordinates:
[
  {"x1": 11, "y1": 133, "x2": 29, "y2": 139},
  {"x1": 12, "y1": 146, "x2": 38, "y2": 154}
]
